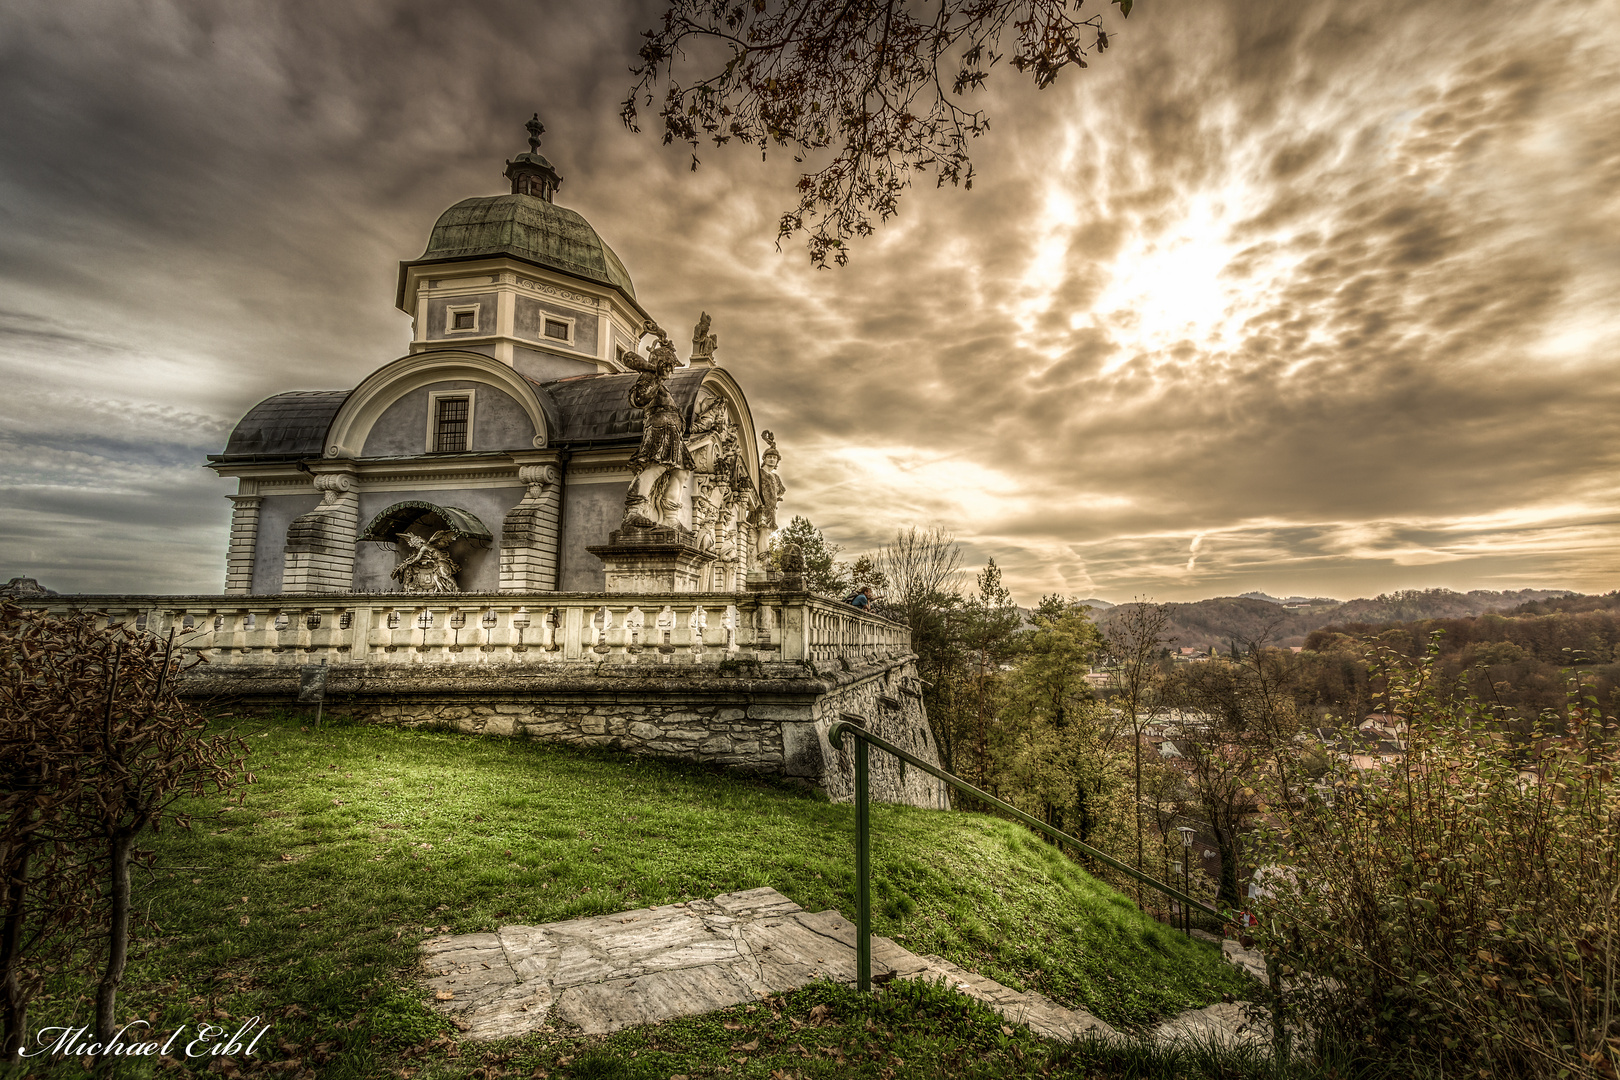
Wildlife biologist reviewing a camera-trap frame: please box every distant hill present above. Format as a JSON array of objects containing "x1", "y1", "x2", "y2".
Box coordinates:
[
  {"x1": 1094, "y1": 588, "x2": 1579, "y2": 649},
  {"x1": 1238, "y1": 591, "x2": 1341, "y2": 606}
]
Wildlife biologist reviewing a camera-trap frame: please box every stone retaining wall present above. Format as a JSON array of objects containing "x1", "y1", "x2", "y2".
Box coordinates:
[
  {"x1": 368, "y1": 699, "x2": 785, "y2": 770},
  {"x1": 184, "y1": 654, "x2": 949, "y2": 809}
]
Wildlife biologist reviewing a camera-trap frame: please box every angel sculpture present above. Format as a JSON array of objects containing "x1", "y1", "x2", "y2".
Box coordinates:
[{"x1": 391, "y1": 531, "x2": 460, "y2": 593}]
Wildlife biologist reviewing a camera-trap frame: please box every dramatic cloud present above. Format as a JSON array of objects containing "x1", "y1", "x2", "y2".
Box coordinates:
[{"x1": 1, "y1": 0, "x2": 1615, "y2": 602}]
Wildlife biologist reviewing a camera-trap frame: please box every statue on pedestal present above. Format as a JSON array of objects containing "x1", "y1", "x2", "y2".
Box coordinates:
[
  {"x1": 753, "y1": 430, "x2": 786, "y2": 562},
  {"x1": 621, "y1": 322, "x2": 694, "y2": 530},
  {"x1": 692, "y1": 312, "x2": 718, "y2": 362}
]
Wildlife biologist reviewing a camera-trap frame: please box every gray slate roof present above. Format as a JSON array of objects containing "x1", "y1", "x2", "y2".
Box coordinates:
[
  {"x1": 220, "y1": 391, "x2": 349, "y2": 459},
  {"x1": 213, "y1": 369, "x2": 712, "y2": 461},
  {"x1": 542, "y1": 368, "x2": 710, "y2": 446}
]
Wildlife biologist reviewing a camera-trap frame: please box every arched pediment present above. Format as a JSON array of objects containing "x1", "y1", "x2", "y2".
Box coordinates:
[
  {"x1": 358, "y1": 502, "x2": 493, "y2": 544},
  {"x1": 322, "y1": 351, "x2": 558, "y2": 458},
  {"x1": 694, "y1": 368, "x2": 762, "y2": 492}
]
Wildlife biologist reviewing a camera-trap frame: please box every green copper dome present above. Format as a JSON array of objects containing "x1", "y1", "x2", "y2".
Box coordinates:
[{"x1": 416, "y1": 193, "x2": 637, "y2": 300}]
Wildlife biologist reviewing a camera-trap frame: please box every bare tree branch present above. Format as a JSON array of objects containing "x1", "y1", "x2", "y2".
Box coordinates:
[{"x1": 625, "y1": 0, "x2": 1127, "y2": 266}]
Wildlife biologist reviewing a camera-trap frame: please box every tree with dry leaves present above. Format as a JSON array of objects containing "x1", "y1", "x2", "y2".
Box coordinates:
[
  {"x1": 0, "y1": 604, "x2": 251, "y2": 1060},
  {"x1": 1101, "y1": 599, "x2": 1169, "y2": 887},
  {"x1": 626, "y1": 0, "x2": 1132, "y2": 266},
  {"x1": 1161, "y1": 643, "x2": 1302, "y2": 910}
]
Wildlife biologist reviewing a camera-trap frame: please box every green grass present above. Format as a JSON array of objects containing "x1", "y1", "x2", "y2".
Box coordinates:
[
  {"x1": 453, "y1": 979, "x2": 1285, "y2": 1080},
  {"x1": 18, "y1": 711, "x2": 1253, "y2": 1078}
]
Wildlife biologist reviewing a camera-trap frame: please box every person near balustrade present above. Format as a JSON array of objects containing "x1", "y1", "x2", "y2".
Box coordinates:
[{"x1": 846, "y1": 586, "x2": 873, "y2": 611}]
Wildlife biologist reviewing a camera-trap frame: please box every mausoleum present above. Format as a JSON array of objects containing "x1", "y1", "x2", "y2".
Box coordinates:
[
  {"x1": 19, "y1": 119, "x2": 947, "y2": 810},
  {"x1": 210, "y1": 116, "x2": 781, "y2": 599}
]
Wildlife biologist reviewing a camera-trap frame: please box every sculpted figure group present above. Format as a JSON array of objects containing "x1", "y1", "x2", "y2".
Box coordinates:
[
  {"x1": 609, "y1": 314, "x2": 789, "y2": 584},
  {"x1": 391, "y1": 530, "x2": 461, "y2": 593}
]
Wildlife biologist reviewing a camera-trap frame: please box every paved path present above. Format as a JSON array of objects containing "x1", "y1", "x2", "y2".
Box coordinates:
[{"x1": 421, "y1": 887, "x2": 1266, "y2": 1048}]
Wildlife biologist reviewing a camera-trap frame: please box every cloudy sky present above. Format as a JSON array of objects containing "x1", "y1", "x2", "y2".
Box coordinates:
[{"x1": 1, "y1": 0, "x2": 1616, "y2": 604}]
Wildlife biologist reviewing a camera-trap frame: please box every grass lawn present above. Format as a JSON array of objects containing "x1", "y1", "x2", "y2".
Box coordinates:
[{"x1": 18, "y1": 712, "x2": 1256, "y2": 1079}]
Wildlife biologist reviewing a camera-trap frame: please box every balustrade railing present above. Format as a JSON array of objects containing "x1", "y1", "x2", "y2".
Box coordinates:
[{"x1": 17, "y1": 592, "x2": 910, "y2": 668}]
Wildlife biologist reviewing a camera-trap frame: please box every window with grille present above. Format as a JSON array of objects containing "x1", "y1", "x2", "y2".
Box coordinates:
[
  {"x1": 434, "y1": 396, "x2": 470, "y2": 452},
  {"x1": 453, "y1": 310, "x2": 475, "y2": 330},
  {"x1": 544, "y1": 318, "x2": 570, "y2": 341}
]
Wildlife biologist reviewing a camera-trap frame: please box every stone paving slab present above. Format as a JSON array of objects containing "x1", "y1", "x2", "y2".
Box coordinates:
[{"x1": 421, "y1": 887, "x2": 1257, "y2": 1048}]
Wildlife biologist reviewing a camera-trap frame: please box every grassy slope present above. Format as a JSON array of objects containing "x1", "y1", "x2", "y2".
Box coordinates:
[{"x1": 24, "y1": 713, "x2": 1250, "y2": 1078}]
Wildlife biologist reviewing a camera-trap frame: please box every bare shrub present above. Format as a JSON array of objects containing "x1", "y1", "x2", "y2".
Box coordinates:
[
  {"x1": 0, "y1": 603, "x2": 251, "y2": 1060},
  {"x1": 1251, "y1": 643, "x2": 1619, "y2": 1078}
]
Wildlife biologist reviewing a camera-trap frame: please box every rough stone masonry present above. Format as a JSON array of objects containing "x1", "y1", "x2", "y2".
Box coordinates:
[{"x1": 184, "y1": 651, "x2": 950, "y2": 809}]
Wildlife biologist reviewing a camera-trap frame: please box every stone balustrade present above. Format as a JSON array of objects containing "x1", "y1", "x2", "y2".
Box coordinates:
[{"x1": 21, "y1": 591, "x2": 910, "y2": 668}]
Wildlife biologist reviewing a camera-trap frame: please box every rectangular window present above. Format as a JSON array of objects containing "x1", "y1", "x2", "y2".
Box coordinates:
[
  {"x1": 433, "y1": 396, "x2": 469, "y2": 452},
  {"x1": 445, "y1": 303, "x2": 480, "y2": 334},
  {"x1": 544, "y1": 318, "x2": 570, "y2": 341}
]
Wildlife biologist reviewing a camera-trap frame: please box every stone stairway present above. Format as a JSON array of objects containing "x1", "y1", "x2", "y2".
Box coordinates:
[{"x1": 421, "y1": 887, "x2": 1268, "y2": 1048}]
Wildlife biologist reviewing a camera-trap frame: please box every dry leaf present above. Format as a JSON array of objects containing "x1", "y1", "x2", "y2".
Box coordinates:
[{"x1": 435, "y1": 991, "x2": 454, "y2": 1001}]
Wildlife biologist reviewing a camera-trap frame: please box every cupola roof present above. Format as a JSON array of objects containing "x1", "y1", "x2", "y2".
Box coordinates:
[
  {"x1": 413, "y1": 196, "x2": 636, "y2": 299},
  {"x1": 400, "y1": 116, "x2": 637, "y2": 304}
]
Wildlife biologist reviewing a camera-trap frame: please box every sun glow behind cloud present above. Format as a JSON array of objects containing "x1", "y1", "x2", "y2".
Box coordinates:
[{"x1": 1093, "y1": 196, "x2": 1242, "y2": 371}]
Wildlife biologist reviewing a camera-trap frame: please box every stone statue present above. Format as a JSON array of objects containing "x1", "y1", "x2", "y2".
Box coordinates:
[
  {"x1": 392, "y1": 531, "x2": 460, "y2": 593},
  {"x1": 691, "y1": 487, "x2": 720, "y2": 549},
  {"x1": 690, "y1": 395, "x2": 729, "y2": 439},
  {"x1": 716, "y1": 425, "x2": 748, "y2": 507},
  {"x1": 691, "y1": 312, "x2": 718, "y2": 361},
  {"x1": 621, "y1": 322, "x2": 695, "y2": 529},
  {"x1": 758, "y1": 430, "x2": 785, "y2": 530}
]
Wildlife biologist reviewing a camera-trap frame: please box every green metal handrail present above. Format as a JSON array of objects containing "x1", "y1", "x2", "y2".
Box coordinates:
[{"x1": 828, "y1": 719, "x2": 1225, "y2": 992}]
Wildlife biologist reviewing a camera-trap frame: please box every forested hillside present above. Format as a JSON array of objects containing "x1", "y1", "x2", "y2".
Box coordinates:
[
  {"x1": 1096, "y1": 588, "x2": 1576, "y2": 649},
  {"x1": 1296, "y1": 590, "x2": 1620, "y2": 720}
]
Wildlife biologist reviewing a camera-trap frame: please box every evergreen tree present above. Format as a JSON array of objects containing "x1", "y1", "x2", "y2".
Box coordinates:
[
  {"x1": 999, "y1": 604, "x2": 1128, "y2": 849},
  {"x1": 956, "y1": 559, "x2": 1023, "y2": 792},
  {"x1": 766, "y1": 515, "x2": 850, "y2": 597}
]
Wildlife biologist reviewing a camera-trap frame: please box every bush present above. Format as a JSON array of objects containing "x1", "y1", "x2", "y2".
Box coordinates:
[
  {"x1": 0, "y1": 603, "x2": 250, "y2": 1061},
  {"x1": 1250, "y1": 644, "x2": 1619, "y2": 1078}
]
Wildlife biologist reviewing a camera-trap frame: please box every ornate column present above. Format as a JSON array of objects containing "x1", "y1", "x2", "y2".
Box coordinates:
[
  {"x1": 282, "y1": 472, "x2": 360, "y2": 593},
  {"x1": 224, "y1": 494, "x2": 262, "y2": 595},
  {"x1": 499, "y1": 464, "x2": 561, "y2": 592}
]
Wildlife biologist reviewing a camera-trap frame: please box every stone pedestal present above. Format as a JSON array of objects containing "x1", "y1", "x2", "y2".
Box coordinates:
[
  {"x1": 747, "y1": 571, "x2": 804, "y2": 592},
  {"x1": 587, "y1": 527, "x2": 717, "y2": 593}
]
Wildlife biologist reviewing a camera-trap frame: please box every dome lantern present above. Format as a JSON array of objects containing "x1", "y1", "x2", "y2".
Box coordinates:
[{"x1": 504, "y1": 113, "x2": 562, "y2": 202}]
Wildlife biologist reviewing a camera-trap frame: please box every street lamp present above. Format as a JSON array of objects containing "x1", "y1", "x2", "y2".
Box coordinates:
[{"x1": 1175, "y1": 826, "x2": 1195, "y2": 935}]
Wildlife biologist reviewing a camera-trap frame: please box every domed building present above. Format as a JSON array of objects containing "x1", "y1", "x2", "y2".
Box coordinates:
[
  {"x1": 209, "y1": 119, "x2": 778, "y2": 597},
  {"x1": 25, "y1": 119, "x2": 945, "y2": 809}
]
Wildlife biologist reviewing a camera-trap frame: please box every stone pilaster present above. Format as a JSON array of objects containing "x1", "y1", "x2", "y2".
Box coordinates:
[
  {"x1": 224, "y1": 495, "x2": 262, "y2": 595},
  {"x1": 282, "y1": 474, "x2": 360, "y2": 593},
  {"x1": 499, "y1": 464, "x2": 561, "y2": 591}
]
